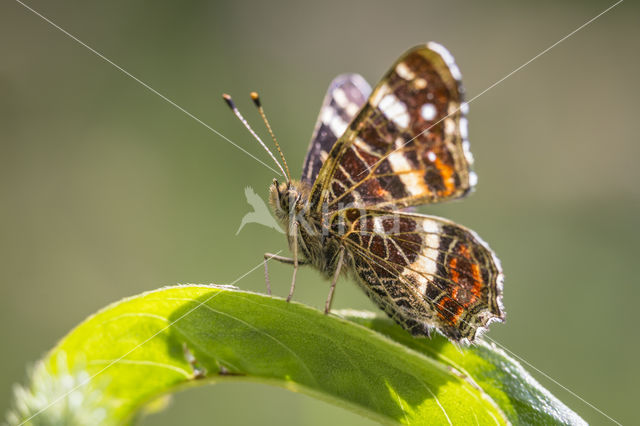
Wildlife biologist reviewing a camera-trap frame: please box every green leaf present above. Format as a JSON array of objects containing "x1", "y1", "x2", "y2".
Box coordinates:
[{"x1": 7, "y1": 285, "x2": 585, "y2": 425}]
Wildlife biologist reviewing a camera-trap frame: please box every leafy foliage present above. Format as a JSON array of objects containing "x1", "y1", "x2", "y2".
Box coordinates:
[{"x1": 7, "y1": 285, "x2": 585, "y2": 425}]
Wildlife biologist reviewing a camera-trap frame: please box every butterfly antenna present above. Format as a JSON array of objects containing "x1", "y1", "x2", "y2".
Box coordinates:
[
  {"x1": 222, "y1": 93, "x2": 288, "y2": 179},
  {"x1": 250, "y1": 92, "x2": 292, "y2": 182}
]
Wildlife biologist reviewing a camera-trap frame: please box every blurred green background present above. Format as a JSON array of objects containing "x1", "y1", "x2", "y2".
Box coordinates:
[{"x1": 1, "y1": 0, "x2": 638, "y2": 424}]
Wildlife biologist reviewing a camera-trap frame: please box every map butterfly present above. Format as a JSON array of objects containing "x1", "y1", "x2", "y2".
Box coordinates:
[{"x1": 224, "y1": 43, "x2": 504, "y2": 343}]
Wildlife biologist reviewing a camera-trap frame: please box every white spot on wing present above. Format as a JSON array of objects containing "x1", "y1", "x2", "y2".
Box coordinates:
[
  {"x1": 333, "y1": 88, "x2": 348, "y2": 108},
  {"x1": 320, "y1": 105, "x2": 336, "y2": 126},
  {"x1": 345, "y1": 103, "x2": 359, "y2": 117},
  {"x1": 320, "y1": 105, "x2": 348, "y2": 137},
  {"x1": 449, "y1": 64, "x2": 462, "y2": 81},
  {"x1": 407, "y1": 252, "x2": 438, "y2": 285},
  {"x1": 330, "y1": 117, "x2": 347, "y2": 137},
  {"x1": 428, "y1": 42, "x2": 455, "y2": 65},
  {"x1": 460, "y1": 118, "x2": 468, "y2": 139},
  {"x1": 460, "y1": 102, "x2": 469, "y2": 114},
  {"x1": 414, "y1": 78, "x2": 427, "y2": 89},
  {"x1": 427, "y1": 151, "x2": 436, "y2": 162},
  {"x1": 421, "y1": 219, "x2": 439, "y2": 234},
  {"x1": 395, "y1": 62, "x2": 416, "y2": 80},
  {"x1": 427, "y1": 42, "x2": 462, "y2": 81},
  {"x1": 354, "y1": 137, "x2": 379, "y2": 156},
  {"x1": 444, "y1": 118, "x2": 456, "y2": 135},
  {"x1": 370, "y1": 83, "x2": 390, "y2": 106},
  {"x1": 422, "y1": 248, "x2": 440, "y2": 273},
  {"x1": 420, "y1": 103, "x2": 437, "y2": 121},
  {"x1": 401, "y1": 218, "x2": 442, "y2": 284},
  {"x1": 379, "y1": 93, "x2": 410, "y2": 128},
  {"x1": 388, "y1": 150, "x2": 425, "y2": 196},
  {"x1": 469, "y1": 171, "x2": 478, "y2": 187}
]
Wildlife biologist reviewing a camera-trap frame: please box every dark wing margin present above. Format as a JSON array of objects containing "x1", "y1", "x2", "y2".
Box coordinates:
[
  {"x1": 332, "y1": 209, "x2": 504, "y2": 343},
  {"x1": 310, "y1": 43, "x2": 475, "y2": 212},
  {"x1": 302, "y1": 74, "x2": 371, "y2": 186}
]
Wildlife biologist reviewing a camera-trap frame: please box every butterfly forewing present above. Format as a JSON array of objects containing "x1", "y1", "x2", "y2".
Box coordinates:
[
  {"x1": 302, "y1": 74, "x2": 371, "y2": 186},
  {"x1": 332, "y1": 209, "x2": 503, "y2": 342},
  {"x1": 310, "y1": 43, "x2": 475, "y2": 212}
]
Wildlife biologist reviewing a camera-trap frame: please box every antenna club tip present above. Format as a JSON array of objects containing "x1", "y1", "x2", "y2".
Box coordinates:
[
  {"x1": 250, "y1": 91, "x2": 261, "y2": 107},
  {"x1": 222, "y1": 93, "x2": 235, "y2": 109}
]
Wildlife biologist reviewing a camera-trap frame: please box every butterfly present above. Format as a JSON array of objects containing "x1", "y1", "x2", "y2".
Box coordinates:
[{"x1": 224, "y1": 43, "x2": 504, "y2": 344}]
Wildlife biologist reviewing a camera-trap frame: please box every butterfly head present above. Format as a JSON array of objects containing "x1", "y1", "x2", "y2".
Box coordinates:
[{"x1": 269, "y1": 178, "x2": 300, "y2": 222}]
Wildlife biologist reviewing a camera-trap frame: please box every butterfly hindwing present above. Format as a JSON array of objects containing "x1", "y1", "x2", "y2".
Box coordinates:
[
  {"x1": 310, "y1": 43, "x2": 475, "y2": 212},
  {"x1": 332, "y1": 208, "x2": 504, "y2": 342},
  {"x1": 302, "y1": 74, "x2": 371, "y2": 186}
]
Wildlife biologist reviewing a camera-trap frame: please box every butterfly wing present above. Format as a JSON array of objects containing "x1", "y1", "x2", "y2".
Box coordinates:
[
  {"x1": 302, "y1": 74, "x2": 371, "y2": 186},
  {"x1": 309, "y1": 43, "x2": 474, "y2": 212},
  {"x1": 334, "y1": 208, "x2": 504, "y2": 343}
]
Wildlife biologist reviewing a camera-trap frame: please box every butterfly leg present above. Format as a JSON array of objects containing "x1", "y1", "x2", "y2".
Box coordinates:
[
  {"x1": 287, "y1": 220, "x2": 300, "y2": 302},
  {"x1": 264, "y1": 253, "x2": 293, "y2": 295},
  {"x1": 263, "y1": 251, "x2": 309, "y2": 297},
  {"x1": 324, "y1": 247, "x2": 345, "y2": 314}
]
